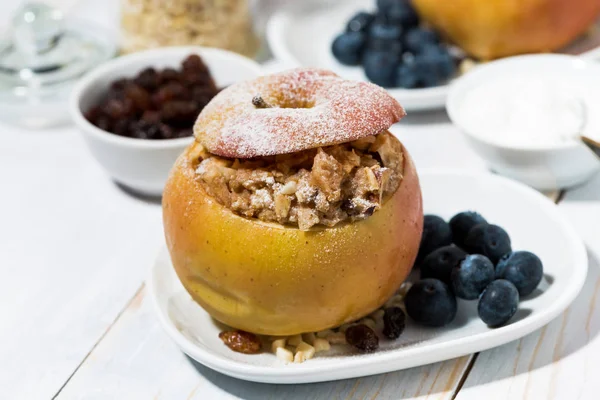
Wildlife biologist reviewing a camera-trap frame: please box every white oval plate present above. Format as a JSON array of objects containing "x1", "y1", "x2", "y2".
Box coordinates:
[
  {"x1": 149, "y1": 170, "x2": 587, "y2": 384},
  {"x1": 266, "y1": 1, "x2": 600, "y2": 112}
]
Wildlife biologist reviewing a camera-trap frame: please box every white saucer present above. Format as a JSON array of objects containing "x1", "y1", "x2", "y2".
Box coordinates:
[
  {"x1": 149, "y1": 170, "x2": 587, "y2": 384},
  {"x1": 266, "y1": 0, "x2": 450, "y2": 111}
]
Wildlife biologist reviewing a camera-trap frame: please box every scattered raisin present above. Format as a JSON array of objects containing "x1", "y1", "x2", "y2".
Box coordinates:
[
  {"x1": 345, "y1": 324, "x2": 379, "y2": 352},
  {"x1": 382, "y1": 307, "x2": 406, "y2": 339},
  {"x1": 219, "y1": 330, "x2": 262, "y2": 354}
]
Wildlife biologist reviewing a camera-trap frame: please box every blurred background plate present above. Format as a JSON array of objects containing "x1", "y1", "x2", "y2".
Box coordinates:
[{"x1": 267, "y1": 0, "x2": 600, "y2": 112}]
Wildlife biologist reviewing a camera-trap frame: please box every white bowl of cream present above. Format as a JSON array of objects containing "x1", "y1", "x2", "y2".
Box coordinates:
[{"x1": 447, "y1": 54, "x2": 600, "y2": 190}]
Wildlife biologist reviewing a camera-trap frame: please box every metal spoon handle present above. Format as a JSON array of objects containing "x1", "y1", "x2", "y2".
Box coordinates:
[{"x1": 581, "y1": 135, "x2": 600, "y2": 159}]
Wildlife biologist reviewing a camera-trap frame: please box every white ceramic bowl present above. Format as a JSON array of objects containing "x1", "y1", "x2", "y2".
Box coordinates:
[
  {"x1": 447, "y1": 54, "x2": 600, "y2": 191},
  {"x1": 70, "y1": 46, "x2": 262, "y2": 196}
]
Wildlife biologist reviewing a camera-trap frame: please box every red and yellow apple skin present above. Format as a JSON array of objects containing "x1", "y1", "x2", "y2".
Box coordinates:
[{"x1": 413, "y1": 0, "x2": 600, "y2": 60}]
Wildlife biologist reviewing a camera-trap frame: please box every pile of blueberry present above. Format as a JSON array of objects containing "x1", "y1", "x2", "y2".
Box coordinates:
[
  {"x1": 331, "y1": 0, "x2": 456, "y2": 89},
  {"x1": 405, "y1": 212, "x2": 544, "y2": 328}
]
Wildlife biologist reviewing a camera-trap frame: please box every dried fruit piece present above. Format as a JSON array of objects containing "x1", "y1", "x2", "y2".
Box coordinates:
[
  {"x1": 382, "y1": 306, "x2": 406, "y2": 339},
  {"x1": 218, "y1": 330, "x2": 262, "y2": 354},
  {"x1": 124, "y1": 83, "x2": 152, "y2": 111},
  {"x1": 134, "y1": 67, "x2": 159, "y2": 91},
  {"x1": 345, "y1": 324, "x2": 379, "y2": 352}
]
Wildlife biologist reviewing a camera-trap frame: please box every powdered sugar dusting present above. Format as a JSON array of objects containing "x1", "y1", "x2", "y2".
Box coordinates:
[{"x1": 194, "y1": 68, "x2": 406, "y2": 158}]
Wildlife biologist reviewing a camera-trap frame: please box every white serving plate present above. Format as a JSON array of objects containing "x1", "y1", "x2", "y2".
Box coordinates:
[
  {"x1": 149, "y1": 170, "x2": 587, "y2": 384},
  {"x1": 266, "y1": 0, "x2": 600, "y2": 111}
]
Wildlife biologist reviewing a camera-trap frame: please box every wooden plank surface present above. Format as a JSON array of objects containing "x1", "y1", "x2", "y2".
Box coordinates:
[
  {"x1": 456, "y1": 173, "x2": 600, "y2": 400},
  {"x1": 0, "y1": 125, "x2": 164, "y2": 399}
]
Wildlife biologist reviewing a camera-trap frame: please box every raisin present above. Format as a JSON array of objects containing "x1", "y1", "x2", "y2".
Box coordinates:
[
  {"x1": 112, "y1": 118, "x2": 133, "y2": 136},
  {"x1": 102, "y1": 98, "x2": 135, "y2": 119},
  {"x1": 124, "y1": 83, "x2": 152, "y2": 112},
  {"x1": 182, "y1": 72, "x2": 209, "y2": 86},
  {"x1": 158, "y1": 67, "x2": 179, "y2": 83},
  {"x1": 110, "y1": 78, "x2": 129, "y2": 92},
  {"x1": 134, "y1": 67, "x2": 159, "y2": 91},
  {"x1": 84, "y1": 105, "x2": 102, "y2": 122},
  {"x1": 131, "y1": 120, "x2": 162, "y2": 140},
  {"x1": 95, "y1": 116, "x2": 111, "y2": 131},
  {"x1": 382, "y1": 307, "x2": 406, "y2": 339},
  {"x1": 141, "y1": 110, "x2": 161, "y2": 123},
  {"x1": 345, "y1": 324, "x2": 379, "y2": 352},
  {"x1": 158, "y1": 123, "x2": 175, "y2": 139},
  {"x1": 218, "y1": 330, "x2": 262, "y2": 354},
  {"x1": 161, "y1": 100, "x2": 198, "y2": 125},
  {"x1": 191, "y1": 85, "x2": 217, "y2": 106},
  {"x1": 182, "y1": 54, "x2": 208, "y2": 72},
  {"x1": 152, "y1": 82, "x2": 190, "y2": 106}
]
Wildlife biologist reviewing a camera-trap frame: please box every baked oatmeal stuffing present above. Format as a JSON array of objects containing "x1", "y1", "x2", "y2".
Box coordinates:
[{"x1": 192, "y1": 131, "x2": 404, "y2": 230}]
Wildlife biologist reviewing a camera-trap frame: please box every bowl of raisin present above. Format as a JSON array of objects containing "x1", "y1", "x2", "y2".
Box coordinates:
[{"x1": 70, "y1": 46, "x2": 262, "y2": 196}]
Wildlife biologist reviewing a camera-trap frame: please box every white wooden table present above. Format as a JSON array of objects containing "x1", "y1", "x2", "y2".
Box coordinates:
[
  {"x1": 2, "y1": 110, "x2": 599, "y2": 400},
  {"x1": 2, "y1": 1, "x2": 600, "y2": 399}
]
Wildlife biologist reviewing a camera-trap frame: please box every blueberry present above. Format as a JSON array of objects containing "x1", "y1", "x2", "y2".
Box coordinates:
[
  {"x1": 412, "y1": 54, "x2": 441, "y2": 88},
  {"x1": 464, "y1": 224, "x2": 512, "y2": 265},
  {"x1": 395, "y1": 62, "x2": 419, "y2": 88},
  {"x1": 420, "y1": 245, "x2": 468, "y2": 285},
  {"x1": 377, "y1": 0, "x2": 419, "y2": 28},
  {"x1": 420, "y1": 45, "x2": 457, "y2": 80},
  {"x1": 376, "y1": 0, "x2": 398, "y2": 11},
  {"x1": 362, "y1": 50, "x2": 400, "y2": 87},
  {"x1": 478, "y1": 279, "x2": 519, "y2": 327},
  {"x1": 409, "y1": 45, "x2": 457, "y2": 88},
  {"x1": 346, "y1": 11, "x2": 375, "y2": 33},
  {"x1": 404, "y1": 28, "x2": 439, "y2": 54},
  {"x1": 332, "y1": 32, "x2": 366, "y2": 66},
  {"x1": 449, "y1": 211, "x2": 488, "y2": 249},
  {"x1": 405, "y1": 279, "x2": 457, "y2": 327},
  {"x1": 367, "y1": 21, "x2": 403, "y2": 52},
  {"x1": 496, "y1": 251, "x2": 544, "y2": 297},
  {"x1": 451, "y1": 254, "x2": 495, "y2": 300},
  {"x1": 416, "y1": 215, "x2": 453, "y2": 265}
]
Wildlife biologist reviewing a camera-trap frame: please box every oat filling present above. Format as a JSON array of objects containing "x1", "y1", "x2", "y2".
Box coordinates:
[{"x1": 192, "y1": 131, "x2": 404, "y2": 230}]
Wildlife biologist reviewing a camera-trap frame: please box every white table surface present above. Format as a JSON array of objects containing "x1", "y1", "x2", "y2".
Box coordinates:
[{"x1": 2, "y1": 1, "x2": 600, "y2": 399}]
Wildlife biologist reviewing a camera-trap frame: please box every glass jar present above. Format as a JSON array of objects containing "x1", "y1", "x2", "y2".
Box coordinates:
[{"x1": 121, "y1": 0, "x2": 259, "y2": 58}]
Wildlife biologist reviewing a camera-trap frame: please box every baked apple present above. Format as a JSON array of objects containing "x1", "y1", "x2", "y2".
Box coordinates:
[
  {"x1": 412, "y1": 0, "x2": 600, "y2": 59},
  {"x1": 162, "y1": 68, "x2": 423, "y2": 336}
]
